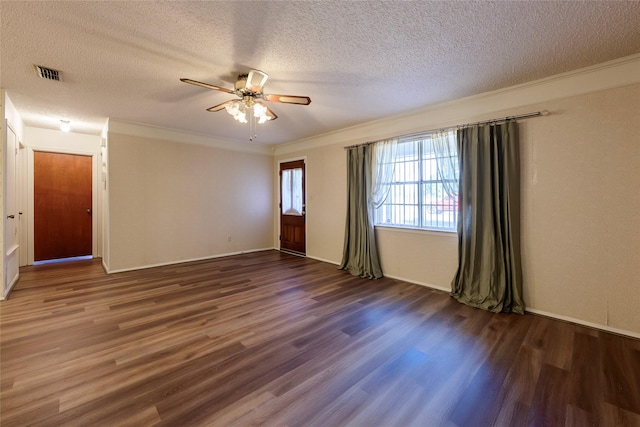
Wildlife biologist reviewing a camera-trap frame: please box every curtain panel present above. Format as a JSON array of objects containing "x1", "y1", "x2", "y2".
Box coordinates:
[
  {"x1": 339, "y1": 145, "x2": 383, "y2": 279},
  {"x1": 370, "y1": 139, "x2": 398, "y2": 208},
  {"x1": 432, "y1": 130, "x2": 459, "y2": 200},
  {"x1": 451, "y1": 121, "x2": 525, "y2": 314}
]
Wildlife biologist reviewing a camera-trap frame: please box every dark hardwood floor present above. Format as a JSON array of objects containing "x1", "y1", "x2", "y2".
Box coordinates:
[{"x1": 1, "y1": 250, "x2": 639, "y2": 426}]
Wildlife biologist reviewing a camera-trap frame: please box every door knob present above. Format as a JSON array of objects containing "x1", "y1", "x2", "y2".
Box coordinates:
[
  {"x1": 6, "y1": 215, "x2": 14, "y2": 219},
  {"x1": 87, "y1": 209, "x2": 92, "y2": 215}
]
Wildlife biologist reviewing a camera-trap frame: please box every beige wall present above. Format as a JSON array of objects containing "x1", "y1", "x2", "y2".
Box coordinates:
[
  {"x1": 108, "y1": 132, "x2": 274, "y2": 272},
  {"x1": 275, "y1": 83, "x2": 640, "y2": 336},
  {"x1": 519, "y1": 85, "x2": 640, "y2": 334}
]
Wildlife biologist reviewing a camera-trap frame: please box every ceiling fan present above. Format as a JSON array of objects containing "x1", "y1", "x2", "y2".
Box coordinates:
[{"x1": 180, "y1": 70, "x2": 311, "y2": 126}]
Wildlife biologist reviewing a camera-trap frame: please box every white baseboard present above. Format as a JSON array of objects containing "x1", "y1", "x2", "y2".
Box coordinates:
[
  {"x1": 525, "y1": 307, "x2": 640, "y2": 340},
  {"x1": 1, "y1": 273, "x2": 20, "y2": 301},
  {"x1": 102, "y1": 259, "x2": 110, "y2": 274},
  {"x1": 382, "y1": 272, "x2": 452, "y2": 293},
  {"x1": 105, "y1": 247, "x2": 276, "y2": 274},
  {"x1": 306, "y1": 255, "x2": 340, "y2": 266},
  {"x1": 362, "y1": 271, "x2": 640, "y2": 339}
]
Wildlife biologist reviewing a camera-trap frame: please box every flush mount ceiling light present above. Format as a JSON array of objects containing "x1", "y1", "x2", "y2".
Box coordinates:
[
  {"x1": 181, "y1": 70, "x2": 311, "y2": 141},
  {"x1": 60, "y1": 120, "x2": 71, "y2": 132}
]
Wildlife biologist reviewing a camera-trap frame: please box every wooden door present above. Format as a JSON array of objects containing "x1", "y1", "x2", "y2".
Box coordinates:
[
  {"x1": 34, "y1": 151, "x2": 92, "y2": 261},
  {"x1": 280, "y1": 160, "x2": 306, "y2": 255}
]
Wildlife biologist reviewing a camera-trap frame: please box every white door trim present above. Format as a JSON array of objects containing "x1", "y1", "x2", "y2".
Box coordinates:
[{"x1": 27, "y1": 147, "x2": 99, "y2": 265}]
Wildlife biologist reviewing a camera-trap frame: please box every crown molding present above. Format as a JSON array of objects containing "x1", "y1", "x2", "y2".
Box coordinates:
[
  {"x1": 274, "y1": 53, "x2": 640, "y2": 156},
  {"x1": 107, "y1": 119, "x2": 272, "y2": 156}
]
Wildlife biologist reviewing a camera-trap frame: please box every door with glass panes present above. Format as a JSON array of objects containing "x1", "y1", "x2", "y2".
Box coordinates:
[{"x1": 279, "y1": 160, "x2": 305, "y2": 255}]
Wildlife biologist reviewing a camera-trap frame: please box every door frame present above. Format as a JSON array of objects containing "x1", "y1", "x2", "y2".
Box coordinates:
[
  {"x1": 27, "y1": 147, "x2": 99, "y2": 265},
  {"x1": 3, "y1": 121, "x2": 20, "y2": 298},
  {"x1": 277, "y1": 156, "x2": 307, "y2": 255}
]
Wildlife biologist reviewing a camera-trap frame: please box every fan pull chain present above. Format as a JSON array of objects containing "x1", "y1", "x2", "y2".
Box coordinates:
[{"x1": 249, "y1": 106, "x2": 257, "y2": 141}]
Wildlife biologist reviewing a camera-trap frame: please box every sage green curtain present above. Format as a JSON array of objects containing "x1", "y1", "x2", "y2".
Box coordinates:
[
  {"x1": 451, "y1": 121, "x2": 525, "y2": 314},
  {"x1": 339, "y1": 145, "x2": 383, "y2": 279}
]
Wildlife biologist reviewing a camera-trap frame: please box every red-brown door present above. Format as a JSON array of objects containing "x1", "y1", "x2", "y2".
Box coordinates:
[
  {"x1": 34, "y1": 151, "x2": 92, "y2": 261},
  {"x1": 280, "y1": 160, "x2": 306, "y2": 255}
]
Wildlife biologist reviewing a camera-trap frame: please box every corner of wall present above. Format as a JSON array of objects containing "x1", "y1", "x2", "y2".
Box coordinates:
[
  {"x1": 101, "y1": 120, "x2": 110, "y2": 271},
  {"x1": 1, "y1": 89, "x2": 6, "y2": 296}
]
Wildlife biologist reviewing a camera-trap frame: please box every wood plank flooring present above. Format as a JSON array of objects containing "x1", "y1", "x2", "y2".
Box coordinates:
[{"x1": 1, "y1": 250, "x2": 639, "y2": 426}]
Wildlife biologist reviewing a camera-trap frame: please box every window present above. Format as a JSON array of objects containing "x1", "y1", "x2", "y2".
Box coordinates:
[
  {"x1": 374, "y1": 131, "x2": 459, "y2": 231},
  {"x1": 281, "y1": 167, "x2": 304, "y2": 215}
]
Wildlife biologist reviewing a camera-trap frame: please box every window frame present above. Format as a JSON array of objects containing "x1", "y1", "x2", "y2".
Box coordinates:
[{"x1": 374, "y1": 132, "x2": 459, "y2": 233}]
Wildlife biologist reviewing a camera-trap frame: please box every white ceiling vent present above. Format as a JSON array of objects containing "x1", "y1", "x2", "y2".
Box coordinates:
[{"x1": 34, "y1": 65, "x2": 62, "y2": 81}]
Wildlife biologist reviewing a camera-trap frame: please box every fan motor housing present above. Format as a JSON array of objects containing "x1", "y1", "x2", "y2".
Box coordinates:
[{"x1": 235, "y1": 74, "x2": 249, "y2": 92}]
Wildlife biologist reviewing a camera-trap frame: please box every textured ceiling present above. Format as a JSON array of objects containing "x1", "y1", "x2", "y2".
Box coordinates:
[{"x1": 2, "y1": 1, "x2": 640, "y2": 145}]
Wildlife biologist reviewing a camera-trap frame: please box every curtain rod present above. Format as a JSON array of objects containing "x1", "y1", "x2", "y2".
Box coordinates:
[{"x1": 344, "y1": 109, "x2": 548, "y2": 149}]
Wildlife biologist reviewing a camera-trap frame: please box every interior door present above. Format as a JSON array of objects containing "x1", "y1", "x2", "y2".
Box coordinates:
[
  {"x1": 280, "y1": 160, "x2": 306, "y2": 255},
  {"x1": 4, "y1": 123, "x2": 20, "y2": 295},
  {"x1": 34, "y1": 151, "x2": 92, "y2": 261}
]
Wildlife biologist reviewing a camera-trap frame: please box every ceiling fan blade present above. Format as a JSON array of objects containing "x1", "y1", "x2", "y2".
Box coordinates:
[
  {"x1": 180, "y1": 78, "x2": 235, "y2": 94},
  {"x1": 263, "y1": 94, "x2": 311, "y2": 105},
  {"x1": 263, "y1": 105, "x2": 278, "y2": 121},
  {"x1": 245, "y1": 70, "x2": 269, "y2": 92},
  {"x1": 206, "y1": 99, "x2": 237, "y2": 112}
]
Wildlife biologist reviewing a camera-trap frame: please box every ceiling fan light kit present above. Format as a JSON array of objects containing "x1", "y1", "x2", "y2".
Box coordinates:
[
  {"x1": 181, "y1": 69, "x2": 311, "y2": 141},
  {"x1": 224, "y1": 99, "x2": 275, "y2": 124}
]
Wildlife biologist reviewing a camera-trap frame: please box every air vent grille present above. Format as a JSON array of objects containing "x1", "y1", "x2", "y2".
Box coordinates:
[{"x1": 34, "y1": 65, "x2": 62, "y2": 81}]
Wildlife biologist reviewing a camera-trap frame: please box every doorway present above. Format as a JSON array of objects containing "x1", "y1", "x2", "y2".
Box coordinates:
[
  {"x1": 279, "y1": 159, "x2": 306, "y2": 255},
  {"x1": 34, "y1": 151, "x2": 93, "y2": 261}
]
